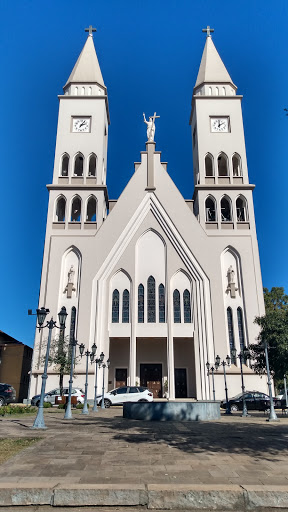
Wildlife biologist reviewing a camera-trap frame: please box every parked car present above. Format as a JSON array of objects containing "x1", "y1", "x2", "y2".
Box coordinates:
[
  {"x1": 97, "y1": 386, "x2": 153, "y2": 408},
  {"x1": 0, "y1": 383, "x2": 16, "y2": 406},
  {"x1": 221, "y1": 391, "x2": 273, "y2": 412},
  {"x1": 31, "y1": 387, "x2": 85, "y2": 407}
]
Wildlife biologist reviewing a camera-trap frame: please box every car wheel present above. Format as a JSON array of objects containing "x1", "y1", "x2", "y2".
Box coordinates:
[
  {"x1": 0, "y1": 397, "x2": 5, "y2": 407},
  {"x1": 230, "y1": 404, "x2": 239, "y2": 412},
  {"x1": 36, "y1": 400, "x2": 40, "y2": 407},
  {"x1": 104, "y1": 399, "x2": 111, "y2": 408},
  {"x1": 138, "y1": 399, "x2": 148, "y2": 402}
]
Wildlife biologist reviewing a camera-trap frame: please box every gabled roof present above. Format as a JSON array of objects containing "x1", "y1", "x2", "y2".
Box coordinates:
[
  {"x1": 65, "y1": 35, "x2": 105, "y2": 88},
  {"x1": 195, "y1": 36, "x2": 235, "y2": 88}
]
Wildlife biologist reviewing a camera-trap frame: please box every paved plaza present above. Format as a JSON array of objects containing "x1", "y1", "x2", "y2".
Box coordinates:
[{"x1": 0, "y1": 407, "x2": 288, "y2": 509}]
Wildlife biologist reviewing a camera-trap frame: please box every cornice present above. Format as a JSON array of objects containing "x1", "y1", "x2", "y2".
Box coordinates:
[{"x1": 58, "y1": 95, "x2": 111, "y2": 125}]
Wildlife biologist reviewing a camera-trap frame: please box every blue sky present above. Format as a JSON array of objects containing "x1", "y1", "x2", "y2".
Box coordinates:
[{"x1": 0, "y1": 0, "x2": 287, "y2": 348}]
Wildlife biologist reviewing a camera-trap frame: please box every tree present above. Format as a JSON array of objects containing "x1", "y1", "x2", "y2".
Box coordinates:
[
  {"x1": 41, "y1": 331, "x2": 75, "y2": 395},
  {"x1": 250, "y1": 287, "x2": 288, "y2": 389}
]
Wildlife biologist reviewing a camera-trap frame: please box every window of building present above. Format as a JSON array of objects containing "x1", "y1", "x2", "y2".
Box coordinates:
[
  {"x1": 74, "y1": 154, "x2": 84, "y2": 176},
  {"x1": 232, "y1": 154, "x2": 242, "y2": 176},
  {"x1": 71, "y1": 196, "x2": 81, "y2": 222},
  {"x1": 236, "y1": 196, "x2": 247, "y2": 222},
  {"x1": 218, "y1": 153, "x2": 229, "y2": 176},
  {"x1": 209, "y1": 87, "x2": 212, "y2": 95},
  {"x1": 56, "y1": 197, "x2": 66, "y2": 222},
  {"x1": 173, "y1": 289, "x2": 181, "y2": 323},
  {"x1": 205, "y1": 154, "x2": 214, "y2": 176},
  {"x1": 183, "y1": 289, "x2": 191, "y2": 323},
  {"x1": 138, "y1": 284, "x2": 144, "y2": 323},
  {"x1": 237, "y1": 307, "x2": 245, "y2": 353},
  {"x1": 215, "y1": 87, "x2": 219, "y2": 96},
  {"x1": 70, "y1": 306, "x2": 76, "y2": 344},
  {"x1": 86, "y1": 197, "x2": 96, "y2": 222},
  {"x1": 112, "y1": 289, "x2": 119, "y2": 323},
  {"x1": 227, "y1": 307, "x2": 236, "y2": 363},
  {"x1": 159, "y1": 284, "x2": 165, "y2": 323},
  {"x1": 122, "y1": 289, "x2": 129, "y2": 323},
  {"x1": 147, "y1": 276, "x2": 156, "y2": 323},
  {"x1": 88, "y1": 154, "x2": 97, "y2": 177},
  {"x1": 222, "y1": 87, "x2": 226, "y2": 96},
  {"x1": 221, "y1": 196, "x2": 232, "y2": 222},
  {"x1": 61, "y1": 154, "x2": 69, "y2": 176},
  {"x1": 205, "y1": 196, "x2": 216, "y2": 222}
]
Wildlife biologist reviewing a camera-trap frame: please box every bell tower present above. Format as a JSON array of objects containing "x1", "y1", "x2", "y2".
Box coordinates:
[{"x1": 190, "y1": 27, "x2": 254, "y2": 232}]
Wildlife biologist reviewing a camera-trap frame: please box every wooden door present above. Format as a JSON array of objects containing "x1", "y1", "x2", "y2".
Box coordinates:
[
  {"x1": 175, "y1": 368, "x2": 187, "y2": 398},
  {"x1": 115, "y1": 368, "x2": 127, "y2": 388},
  {"x1": 140, "y1": 364, "x2": 162, "y2": 398}
]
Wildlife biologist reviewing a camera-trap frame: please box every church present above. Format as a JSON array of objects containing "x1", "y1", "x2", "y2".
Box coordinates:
[{"x1": 30, "y1": 26, "x2": 267, "y2": 402}]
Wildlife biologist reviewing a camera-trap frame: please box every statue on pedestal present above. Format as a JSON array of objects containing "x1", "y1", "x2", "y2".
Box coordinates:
[
  {"x1": 226, "y1": 265, "x2": 238, "y2": 298},
  {"x1": 64, "y1": 265, "x2": 76, "y2": 298},
  {"x1": 143, "y1": 112, "x2": 160, "y2": 142}
]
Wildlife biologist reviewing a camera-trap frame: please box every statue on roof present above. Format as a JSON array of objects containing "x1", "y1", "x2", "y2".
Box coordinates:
[{"x1": 143, "y1": 112, "x2": 160, "y2": 142}]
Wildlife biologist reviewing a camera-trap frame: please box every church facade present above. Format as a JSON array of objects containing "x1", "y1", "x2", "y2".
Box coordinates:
[{"x1": 30, "y1": 29, "x2": 267, "y2": 401}]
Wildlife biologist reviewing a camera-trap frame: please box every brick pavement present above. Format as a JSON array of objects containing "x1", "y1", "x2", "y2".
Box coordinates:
[{"x1": 0, "y1": 408, "x2": 288, "y2": 508}]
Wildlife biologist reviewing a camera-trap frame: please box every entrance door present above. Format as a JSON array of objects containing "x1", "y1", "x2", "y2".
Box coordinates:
[
  {"x1": 115, "y1": 368, "x2": 127, "y2": 388},
  {"x1": 140, "y1": 364, "x2": 162, "y2": 398},
  {"x1": 175, "y1": 368, "x2": 187, "y2": 398}
]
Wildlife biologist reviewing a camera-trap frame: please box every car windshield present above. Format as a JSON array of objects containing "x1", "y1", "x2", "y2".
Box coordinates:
[{"x1": 231, "y1": 393, "x2": 244, "y2": 400}]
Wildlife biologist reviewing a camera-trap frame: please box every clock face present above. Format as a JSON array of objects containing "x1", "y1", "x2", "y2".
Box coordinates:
[
  {"x1": 210, "y1": 117, "x2": 229, "y2": 133},
  {"x1": 72, "y1": 117, "x2": 91, "y2": 133}
]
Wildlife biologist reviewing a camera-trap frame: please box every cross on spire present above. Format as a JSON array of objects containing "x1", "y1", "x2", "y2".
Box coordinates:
[
  {"x1": 85, "y1": 25, "x2": 97, "y2": 37},
  {"x1": 202, "y1": 25, "x2": 214, "y2": 37}
]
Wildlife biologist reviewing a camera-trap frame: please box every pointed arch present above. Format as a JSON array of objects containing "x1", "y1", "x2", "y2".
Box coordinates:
[
  {"x1": 220, "y1": 195, "x2": 232, "y2": 222},
  {"x1": 138, "y1": 284, "x2": 144, "y2": 323},
  {"x1": 232, "y1": 153, "x2": 242, "y2": 177},
  {"x1": 61, "y1": 153, "x2": 69, "y2": 177},
  {"x1": 55, "y1": 195, "x2": 66, "y2": 222},
  {"x1": 205, "y1": 153, "x2": 214, "y2": 176},
  {"x1": 218, "y1": 152, "x2": 229, "y2": 177},
  {"x1": 71, "y1": 195, "x2": 81, "y2": 222},
  {"x1": 183, "y1": 289, "x2": 191, "y2": 323},
  {"x1": 86, "y1": 195, "x2": 97, "y2": 222},
  {"x1": 236, "y1": 195, "x2": 248, "y2": 222},
  {"x1": 237, "y1": 307, "x2": 245, "y2": 353},
  {"x1": 122, "y1": 289, "x2": 130, "y2": 323},
  {"x1": 88, "y1": 153, "x2": 97, "y2": 177},
  {"x1": 112, "y1": 289, "x2": 119, "y2": 323},
  {"x1": 159, "y1": 284, "x2": 165, "y2": 323},
  {"x1": 60, "y1": 245, "x2": 82, "y2": 304},
  {"x1": 147, "y1": 276, "x2": 156, "y2": 323},
  {"x1": 173, "y1": 289, "x2": 181, "y2": 323},
  {"x1": 74, "y1": 153, "x2": 84, "y2": 176},
  {"x1": 227, "y1": 307, "x2": 236, "y2": 363},
  {"x1": 205, "y1": 195, "x2": 217, "y2": 222}
]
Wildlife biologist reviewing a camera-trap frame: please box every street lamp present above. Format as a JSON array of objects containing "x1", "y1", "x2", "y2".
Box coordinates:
[
  {"x1": 263, "y1": 341, "x2": 279, "y2": 422},
  {"x1": 284, "y1": 375, "x2": 288, "y2": 409},
  {"x1": 98, "y1": 354, "x2": 110, "y2": 409},
  {"x1": 91, "y1": 357, "x2": 102, "y2": 412},
  {"x1": 31, "y1": 306, "x2": 68, "y2": 429},
  {"x1": 231, "y1": 347, "x2": 250, "y2": 417},
  {"x1": 79, "y1": 342, "x2": 97, "y2": 415},
  {"x1": 206, "y1": 362, "x2": 216, "y2": 401},
  {"x1": 215, "y1": 354, "x2": 231, "y2": 414}
]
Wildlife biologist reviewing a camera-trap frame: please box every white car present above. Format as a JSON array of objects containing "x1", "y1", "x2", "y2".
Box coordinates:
[
  {"x1": 97, "y1": 386, "x2": 153, "y2": 408},
  {"x1": 31, "y1": 387, "x2": 85, "y2": 406}
]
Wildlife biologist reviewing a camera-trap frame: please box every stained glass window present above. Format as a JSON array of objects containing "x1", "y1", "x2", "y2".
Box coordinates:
[
  {"x1": 173, "y1": 289, "x2": 181, "y2": 323},
  {"x1": 183, "y1": 289, "x2": 191, "y2": 323},
  {"x1": 227, "y1": 307, "x2": 236, "y2": 363},
  {"x1": 159, "y1": 284, "x2": 165, "y2": 323},
  {"x1": 122, "y1": 289, "x2": 129, "y2": 323},
  {"x1": 138, "y1": 284, "x2": 144, "y2": 323},
  {"x1": 112, "y1": 289, "x2": 119, "y2": 323},
  {"x1": 147, "y1": 276, "x2": 156, "y2": 323},
  {"x1": 237, "y1": 307, "x2": 245, "y2": 353}
]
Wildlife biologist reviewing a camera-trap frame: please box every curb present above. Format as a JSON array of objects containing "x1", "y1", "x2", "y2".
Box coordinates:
[{"x1": 0, "y1": 483, "x2": 288, "y2": 509}]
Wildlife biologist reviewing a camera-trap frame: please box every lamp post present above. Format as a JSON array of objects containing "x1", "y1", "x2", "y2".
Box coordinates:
[
  {"x1": 263, "y1": 340, "x2": 279, "y2": 422},
  {"x1": 231, "y1": 347, "x2": 250, "y2": 417},
  {"x1": 98, "y1": 354, "x2": 110, "y2": 409},
  {"x1": 32, "y1": 306, "x2": 68, "y2": 429},
  {"x1": 79, "y1": 342, "x2": 97, "y2": 415},
  {"x1": 92, "y1": 352, "x2": 104, "y2": 412},
  {"x1": 284, "y1": 375, "x2": 288, "y2": 409},
  {"x1": 206, "y1": 362, "x2": 216, "y2": 401},
  {"x1": 215, "y1": 354, "x2": 231, "y2": 415}
]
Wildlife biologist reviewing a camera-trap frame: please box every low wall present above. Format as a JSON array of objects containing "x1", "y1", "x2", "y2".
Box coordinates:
[{"x1": 123, "y1": 401, "x2": 221, "y2": 421}]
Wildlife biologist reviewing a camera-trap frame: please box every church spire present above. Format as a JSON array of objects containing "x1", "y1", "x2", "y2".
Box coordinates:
[
  {"x1": 64, "y1": 28, "x2": 105, "y2": 89},
  {"x1": 194, "y1": 30, "x2": 235, "y2": 89}
]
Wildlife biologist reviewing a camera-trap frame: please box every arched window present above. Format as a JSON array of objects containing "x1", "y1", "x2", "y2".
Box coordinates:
[
  {"x1": 74, "y1": 154, "x2": 84, "y2": 176},
  {"x1": 112, "y1": 289, "x2": 119, "y2": 323},
  {"x1": 86, "y1": 197, "x2": 96, "y2": 222},
  {"x1": 75, "y1": 86, "x2": 78, "y2": 96},
  {"x1": 56, "y1": 196, "x2": 66, "y2": 222},
  {"x1": 138, "y1": 284, "x2": 144, "y2": 323},
  {"x1": 183, "y1": 289, "x2": 191, "y2": 323},
  {"x1": 205, "y1": 196, "x2": 216, "y2": 222},
  {"x1": 88, "y1": 154, "x2": 97, "y2": 177},
  {"x1": 209, "y1": 87, "x2": 212, "y2": 96},
  {"x1": 122, "y1": 289, "x2": 129, "y2": 323},
  {"x1": 88, "y1": 87, "x2": 92, "y2": 96},
  {"x1": 71, "y1": 196, "x2": 81, "y2": 222},
  {"x1": 205, "y1": 154, "x2": 214, "y2": 176},
  {"x1": 147, "y1": 276, "x2": 156, "y2": 323},
  {"x1": 236, "y1": 196, "x2": 247, "y2": 222},
  {"x1": 81, "y1": 87, "x2": 85, "y2": 95},
  {"x1": 237, "y1": 307, "x2": 245, "y2": 353},
  {"x1": 70, "y1": 306, "x2": 76, "y2": 342},
  {"x1": 227, "y1": 307, "x2": 236, "y2": 363},
  {"x1": 232, "y1": 154, "x2": 241, "y2": 176},
  {"x1": 173, "y1": 289, "x2": 181, "y2": 323},
  {"x1": 218, "y1": 153, "x2": 229, "y2": 177},
  {"x1": 215, "y1": 87, "x2": 219, "y2": 96},
  {"x1": 61, "y1": 154, "x2": 69, "y2": 176},
  {"x1": 221, "y1": 196, "x2": 232, "y2": 222},
  {"x1": 159, "y1": 284, "x2": 165, "y2": 323},
  {"x1": 222, "y1": 87, "x2": 226, "y2": 96}
]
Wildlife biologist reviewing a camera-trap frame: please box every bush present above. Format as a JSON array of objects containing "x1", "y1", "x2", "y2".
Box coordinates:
[
  {"x1": 57, "y1": 404, "x2": 65, "y2": 409},
  {"x1": 0, "y1": 405, "x2": 37, "y2": 416},
  {"x1": 43, "y1": 402, "x2": 52, "y2": 408},
  {"x1": 76, "y1": 403, "x2": 89, "y2": 409}
]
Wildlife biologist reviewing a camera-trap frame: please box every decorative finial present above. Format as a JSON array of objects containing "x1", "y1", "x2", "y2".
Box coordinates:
[
  {"x1": 202, "y1": 25, "x2": 214, "y2": 37},
  {"x1": 85, "y1": 25, "x2": 97, "y2": 37}
]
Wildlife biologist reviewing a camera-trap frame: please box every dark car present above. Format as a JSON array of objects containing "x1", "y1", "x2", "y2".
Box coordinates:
[
  {"x1": 221, "y1": 391, "x2": 271, "y2": 412},
  {"x1": 0, "y1": 383, "x2": 16, "y2": 406}
]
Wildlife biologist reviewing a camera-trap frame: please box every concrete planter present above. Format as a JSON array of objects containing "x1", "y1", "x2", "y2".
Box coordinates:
[{"x1": 123, "y1": 400, "x2": 221, "y2": 421}]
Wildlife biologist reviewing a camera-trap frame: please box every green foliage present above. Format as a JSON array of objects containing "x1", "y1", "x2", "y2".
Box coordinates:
[
  {"x1": 76, "y1": 403, "x2": 89, "y2": 409},
  {"x1": 57, "y1": 403, "x2": 65, "y2": 409},
  {"x1": 0, "y1": 405, "x2": 37, "y2": 416},
  {"x1": 250, "y1": 287, "x2": 288, "y2": 386},
  {"x1": 43, "y1": 402, "x2": 52, "y2": 408},
  {"x1": 41, "y1": 332, "x2": 79, "y2": 394}
]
